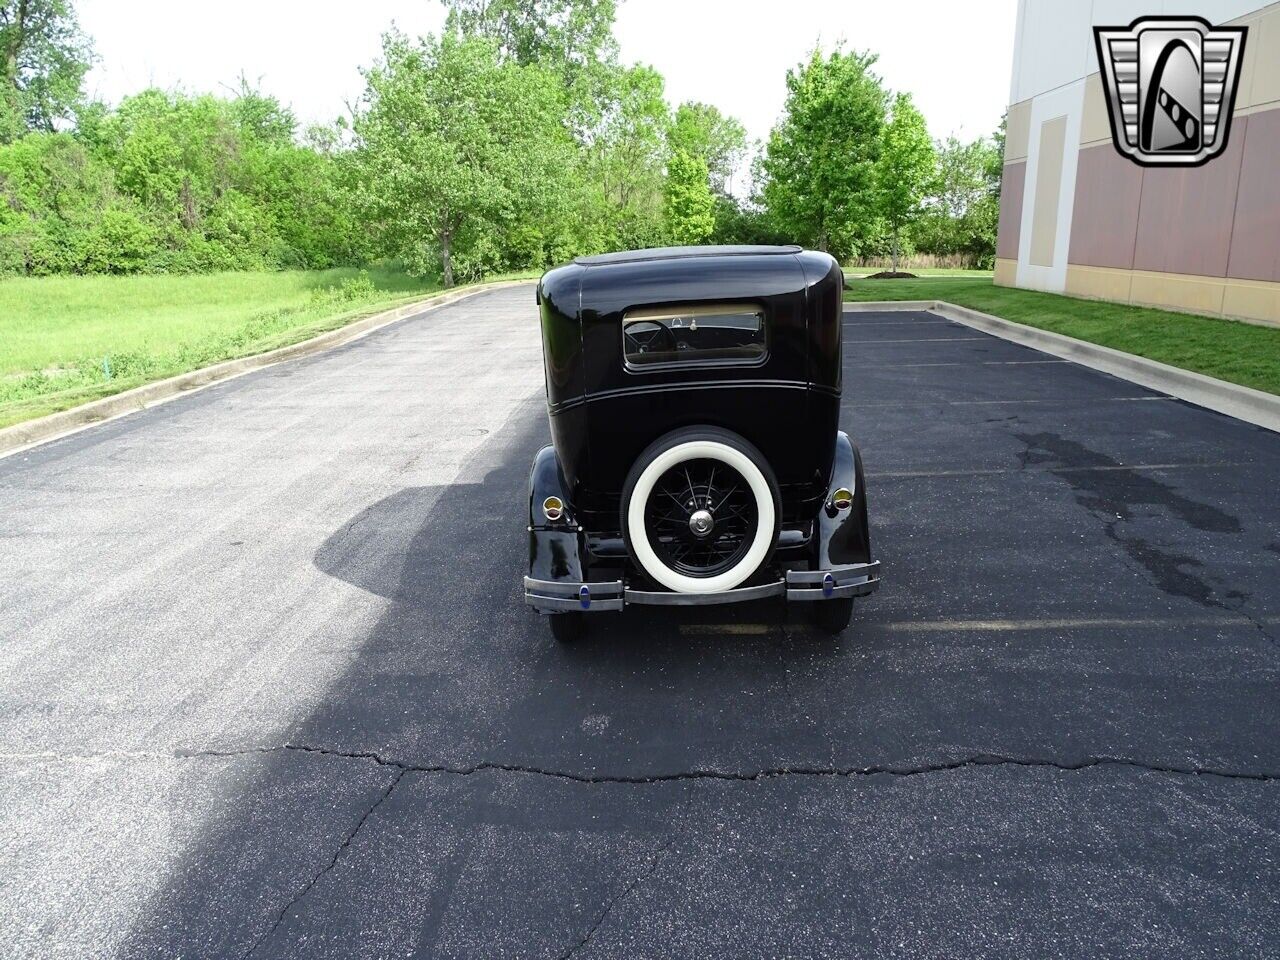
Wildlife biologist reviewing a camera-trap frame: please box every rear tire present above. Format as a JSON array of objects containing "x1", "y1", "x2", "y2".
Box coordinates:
[
  {"x1": 810, "y1": 597, "x2": 854, "y2": 635},
  {"x1": 548, "y1": 612, "x2": 584, "y2": 643}
]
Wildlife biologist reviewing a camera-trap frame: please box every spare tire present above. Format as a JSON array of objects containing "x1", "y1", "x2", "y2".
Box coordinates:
[{"x1": 621, "y1": 426, "x2": 780, "y2": 593}]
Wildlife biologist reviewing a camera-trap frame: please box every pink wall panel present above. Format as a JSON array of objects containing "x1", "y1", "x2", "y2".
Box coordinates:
[
  {"x1": 996, "y1": 161, "x2": 1025, "y2": 260},
  {"x1": 1132, "y1": 116, "x2": 1247, "y2": 278},
  {"x1": 1227, "y1": 108, "x2": 1280, "y2": 283},
  {"x1": 1067, "y1": 144, "x2": 1144, "y2": 270}
]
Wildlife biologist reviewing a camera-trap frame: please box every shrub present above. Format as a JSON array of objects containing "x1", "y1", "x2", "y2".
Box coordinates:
[{"x1": 79, "y1": 205, "x2": 156, "y2": 274}]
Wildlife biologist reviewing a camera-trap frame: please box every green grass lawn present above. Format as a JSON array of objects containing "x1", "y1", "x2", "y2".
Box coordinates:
[
  {"x1": 0, "y1": 267, "x2": 534, "y2": 429},
  {"x1": 845, "y1": 276, "x2": 1280, "y2": 396}
]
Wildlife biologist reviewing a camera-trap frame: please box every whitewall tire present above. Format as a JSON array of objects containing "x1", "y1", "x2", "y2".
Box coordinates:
[{"x1": 623, "y1": 429, "x2": 779, "y2": 594}]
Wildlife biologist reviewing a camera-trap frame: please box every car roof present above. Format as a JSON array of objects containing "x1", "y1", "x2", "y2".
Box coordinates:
[{"x1": 573, "y1": 244, "x2": 802, "y2": 267}]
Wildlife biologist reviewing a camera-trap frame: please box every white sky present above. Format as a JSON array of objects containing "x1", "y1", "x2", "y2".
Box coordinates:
[{"x1": 78, "y1": 0, "x2": 1018, "y2": 154}]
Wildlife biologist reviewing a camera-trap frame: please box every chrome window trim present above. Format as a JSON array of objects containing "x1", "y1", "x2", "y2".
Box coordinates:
[{"x1": 621, "y1": 302, "x2": 768, "y2": 374}]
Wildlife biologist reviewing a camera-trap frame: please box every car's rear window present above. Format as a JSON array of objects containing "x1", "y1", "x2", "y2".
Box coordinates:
[{"x1": 622, "y1": 304, "x2": 766, "y2": 369}]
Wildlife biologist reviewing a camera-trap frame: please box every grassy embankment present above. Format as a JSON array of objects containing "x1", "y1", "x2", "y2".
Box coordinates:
[
  {"x1": 0, "y1": 267, "x2": 535, "y2": 429},
  {"x1": 845, "y1": 275, "x2": 1280, "y2": 396}
]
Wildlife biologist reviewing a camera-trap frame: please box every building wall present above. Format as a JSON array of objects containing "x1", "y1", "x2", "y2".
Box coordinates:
[{"x1": 995, "y1": 0, "x2": 1280, "y2": 327}]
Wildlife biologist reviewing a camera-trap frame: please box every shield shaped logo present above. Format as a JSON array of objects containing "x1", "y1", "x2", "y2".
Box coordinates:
[{"x1": 1094, "y1": 16, "x2": 1247, "y2": 167}]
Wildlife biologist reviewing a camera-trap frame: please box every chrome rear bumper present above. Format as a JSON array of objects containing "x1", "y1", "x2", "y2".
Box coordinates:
[
  {"x1": 784, "y1": 561, "x2": 881, "y2": 601},
  {"x1": 524, "y1": 561, "x2": 880, "y2": 613}
]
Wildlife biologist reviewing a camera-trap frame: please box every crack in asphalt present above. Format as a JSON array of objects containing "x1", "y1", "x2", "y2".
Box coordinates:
[
  {"x1": 274, "y1": 745, "x2": 1280, "y2": 784},
  {"x1": 243, "y1": 767, "x2": 407, "y2": 959},
  {"x1": 1238, "y1": 609, "x2": 1280, "y2": 650},
  {"x1": 6, "y1": 743, "x2": 1278, "y2": 784},
  {"x1": 558, "y1": 796, "x2": 687, "y2": 959},
  {"x1": 7, "y1": 742, "x2": 1276, "y2": 954}
]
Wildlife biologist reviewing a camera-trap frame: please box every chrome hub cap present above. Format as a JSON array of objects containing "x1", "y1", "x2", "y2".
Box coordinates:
[{"x1": 688, "y1": 508, "x2": 715, "y2": 537}]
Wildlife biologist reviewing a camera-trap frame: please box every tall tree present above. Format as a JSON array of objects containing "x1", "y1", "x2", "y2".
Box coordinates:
[
  {"x1": 761, "y1": 47, "x2": 887, "y2": 261},
  {"x1": 229, "y1": 73, "x2": 296, "y2": 147},
  {"x1": 353, "y1": 30, "x2": 574, "y2": 286},
  {"x1": 0, "y1": 0, "x2": 92, "y2": 143},
  {"x1": 668, "y1": 101, "x2": 746, "y2": 194},
  {"x1": 663, "y1": 149, "x2": 714, "y2": 244},
  {"x1": 441, "y1": 0, "x2": 617, "y2": 84},
  {"x1": 912, "y1": 126, "x2": 1002, "y2": 267},
  {"x1": 582, "y1": 62, "x2": 670, "y2": 249},
  {"x1": 874, "y1": 92, "x2": 934, "y2": 273}
]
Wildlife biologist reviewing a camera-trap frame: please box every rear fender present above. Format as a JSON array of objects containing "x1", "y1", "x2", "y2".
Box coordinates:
[
  {"x1": 813, "y1": 431, "x2": 872, "y2": 567},
  {"x1": 528, "y1": 445, "x2": 585, "y2": 583}
]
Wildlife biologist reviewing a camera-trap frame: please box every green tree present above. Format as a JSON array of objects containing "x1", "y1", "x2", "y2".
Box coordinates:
[
  {"x1": 99, "y1": 90, "x2": 232, "y2": 218},
  {"x1": 976, "y1": 114, "x2": 1006, "y2": 267},
  {"x1": 0, "y1": 0, "x2": 92, "y2": 142},
  {"x1": 663, "y1": 149, "x2": 714, "y2": 244},
  {"x1": 874, "y1": 92, "x2": 934, "y2": 273},
  {"x1": 352, "y1": 30, "x2": 574, "y2": 285},
  {"x1": 229, "y1": 74, "x2": 296, "y2": 147},
  {"x1": 441, "y1": 0, "x2": 617, "y2": 85},
  {"x1": 668, "y1": 101, "x2": 747, "y2": 194},
  {"x1": 0, "y1": 82, "x2": 362, "y2": 276},
  {"x1": 761, "y1": 47, "x2": 887, "y2": 261},
  {"x1": 442, "y1": 0, "x2": 668, "y2": 255},
  {"x1": 582, "y1": 62, "x2": 670, "y2": 250},
  {"x1": 913, "y1": 130, "x2": 1002, "y2": 267},
  {"x1": 0, "y1": 131, "x2": 117, "y2": 272},
  {"x1": 709, "y1": 193, "x2": 787, "y2": 246}
]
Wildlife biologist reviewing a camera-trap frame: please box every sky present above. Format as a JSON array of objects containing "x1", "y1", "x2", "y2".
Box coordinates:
[{"x1": 77, "y1": 0, "x2": 1019, "y2": 161}]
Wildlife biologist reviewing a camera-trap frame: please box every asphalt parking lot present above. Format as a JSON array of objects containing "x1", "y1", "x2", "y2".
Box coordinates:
[{"x1": 2, "y1": 285, "x2": 1278, "y2": 958}]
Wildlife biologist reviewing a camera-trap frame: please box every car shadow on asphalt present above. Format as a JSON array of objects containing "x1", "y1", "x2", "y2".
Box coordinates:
[{"x1": 302, "y1": 403, "x2": 860, "y2": 749}]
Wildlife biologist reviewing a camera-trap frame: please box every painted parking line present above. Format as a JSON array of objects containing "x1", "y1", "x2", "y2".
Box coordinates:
[
  {"x1": 677, "y1": 613, "x2": 1278, "y2": 638},
  {"x1": 867, "y1": 461, "x2": 1245, "y2": 479},
  {"x1": 847, "y1": 360, "x2": 1068, "y2": 368},
  {"x1": 680, "y1": 623, "x2": 775, "y2": 636},
  {"x1": 879, "y1": 615, "x2": 1279, "y2": 632},
  {"x1": 855, "y1": 396, "x2": 1170, "y2": 408},
  {"x1": 841, "y1": 319, "x2": 957, "y2": 326},
  {"x1": 846, "y1": 337, "x2": 989, "y2": 344}
]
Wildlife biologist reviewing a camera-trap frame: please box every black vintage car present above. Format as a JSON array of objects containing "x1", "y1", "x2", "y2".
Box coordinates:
[{"x1": 523, "y1": 245, "x2": 880, "y2": 640}]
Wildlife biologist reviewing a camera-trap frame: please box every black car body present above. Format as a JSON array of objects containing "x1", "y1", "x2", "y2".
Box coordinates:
[{"x1": 523, "y1": 245, "x2": 880, "y2": 638}]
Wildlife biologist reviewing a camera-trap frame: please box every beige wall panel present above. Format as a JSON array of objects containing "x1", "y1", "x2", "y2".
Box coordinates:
[
  {"x1": 996, "y1": 161, "x2": 1026, "y2": 260},
  {"x1": 1006, "y1": 100, "x2": 1032, "y2": 162},
  {"x1": 1233, "y1": 11, "x2": 1262, "y2": 109},
  {"x1": 1068, "y1": 144, "x2": 1144, "y2": 269},
  {"x1": 1029, "y1": 116, "x2": 1068, "y2": 268},
  {"x1": 994, "y1": 258, "x2": 1017, "y2": 287},
  {"x1": 1222, "y1": 278, "x2": 1280, "y2": 326},
  {"x1": 1228, "y1": 106, "x2": 1280, "y2": 282},
  {"x1": 1065, "y1": 265, "x2": 1133, "y2": 302},
  {"x1": 1130, "y1": 272, "x2": 1226, "y2": 315},
  {"x1": 1132, "y1": 117, "x2": 1247, "y2": 278},
  {"x1": 1058, "y1": 267, "x2": 1280, "y2": 327},
  {"x1": 1246, "y1": 6, "x2": 1280, "y2": 109},
  {"x1": 1079, "y1": 73, "x2": 1112, "y2": 147}
]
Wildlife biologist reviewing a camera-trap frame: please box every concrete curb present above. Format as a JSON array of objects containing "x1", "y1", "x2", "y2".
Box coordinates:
[
  {"x1": 847, "y1": 299, "x2": 1280, "y2": 434},
  {"x1": 0, "y1": 278, "x2": 533, "y2": 459},
  {"x1": 843, "y1": 300, "x2": 940, "y2": 313}
]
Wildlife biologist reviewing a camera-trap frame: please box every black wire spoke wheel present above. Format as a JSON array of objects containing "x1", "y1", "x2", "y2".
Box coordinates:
[{"x1": 643, "y1": 457, "x2": 759, "y2": 578}]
